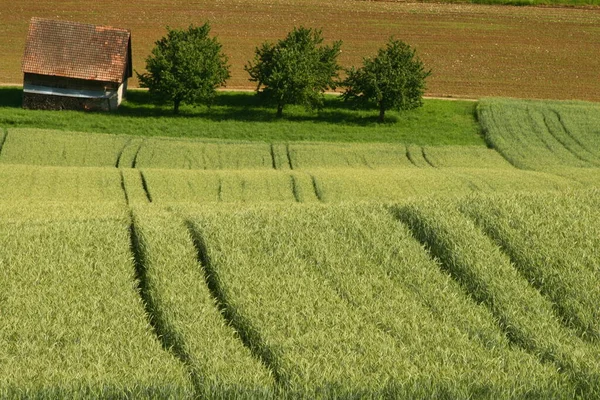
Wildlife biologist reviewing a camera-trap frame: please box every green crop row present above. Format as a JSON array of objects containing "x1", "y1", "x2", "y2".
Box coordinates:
[
  {"x1": 550, "y1": 167, "x2": 600, "y2": 187},
  {"x1": 141, "y1": 167, "x2": 577, "y2": 204},
  {"x1": 171, "y1": 202, "x2": 576, "y2": 397},
  {"x1": 477, "y1": 98, "x2": 600, "y2": 171},
  {"x1": 134, "y1": 138, "x2": 273, "y2": 170},
  {"x1": 129, "y1": 205, "x2": 276, "y2": 398},
  {"x1": 282, "y1": 142, "x2": 414, "y2": 169},
  {"x1": 0, "y1": 128, "x2": 504, "y2": 171},
  {"x1": 139, "y1": 169, "x2": 316, "y2": 203},
  {"x1": 397, "y1": 196, "x2": 600, "y2": 397},
  {"x1": 1, "y1": 164, "x2": 589, "y2": 205},
  {"x1": 0, "y1": 164, "x2": 125, "y2": 204},
  {"x1": 2, "y1": 191, "x2": 600, "y2": 397},
  {"x1": 302, "y1": 167, "x2": 579, "y2": 202},
  {"x1": 0, "y1": 202, "x2": 192, "y2": 398},
  {"x1": 421, "y1": 145, "x2": 514, "y2": 168},
  {"x1": 0, "y1": 128, "x2": 139, "y2": 168},
  {"x1": 460, "y1": 189, "x2": 600, "y2": 342},
  {"x1": 180, "y1": 204, "x2": 413, "y2": 397}
]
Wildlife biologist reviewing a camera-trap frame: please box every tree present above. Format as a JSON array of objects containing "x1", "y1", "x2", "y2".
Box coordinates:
[
  {"x1": 245, "y1": 27, "x2": 342, "y2": 118},
  {"x1": 137, "y1": 23, "x2": 230, "y2": 114},
  {"x1": 342, "y1": 38, "x2": 431, "y2": 123}
]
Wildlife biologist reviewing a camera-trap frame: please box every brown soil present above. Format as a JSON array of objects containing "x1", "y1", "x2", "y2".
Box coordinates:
[{"x1": 1, "y1": 0, "x2": 599, "y2": 101}]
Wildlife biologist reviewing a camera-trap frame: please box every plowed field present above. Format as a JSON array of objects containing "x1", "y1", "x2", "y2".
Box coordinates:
[{"x1": 1, "y1": 0, "x2": 599, "y2": 100}]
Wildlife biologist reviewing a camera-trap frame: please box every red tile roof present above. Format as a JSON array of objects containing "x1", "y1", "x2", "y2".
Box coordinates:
[{"x1": 22, "y1": 17, "x2": 132, "y2": 83}]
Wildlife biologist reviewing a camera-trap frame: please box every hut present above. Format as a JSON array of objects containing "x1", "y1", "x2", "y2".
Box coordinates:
[{"x1": 21, "y1": 17, "x2": 132, "y2": 111}]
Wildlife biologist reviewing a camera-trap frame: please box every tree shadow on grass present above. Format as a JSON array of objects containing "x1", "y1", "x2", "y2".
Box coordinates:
[
  {"x1": 0, "y1": 87, "x2": 393, "y2": 126},
  {"x1": 0, "y1": 88, "x2": 23, "y2": 108},
  {"x1": 120, "y1": 90, "x2": 390, "y2": 126}
]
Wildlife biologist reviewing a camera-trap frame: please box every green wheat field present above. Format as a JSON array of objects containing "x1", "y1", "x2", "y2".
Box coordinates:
[{"x1": 1, "y1": 96, "x2": 599, "y2": 398}]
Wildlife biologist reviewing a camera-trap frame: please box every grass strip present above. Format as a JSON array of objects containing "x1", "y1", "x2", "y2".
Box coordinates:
[
  {"x1": 460, "y1": 189, "x2": 600, "y2": 342},
  {"x1": 0, "y1": 90, "x2": 484, "y2": 145},
  {"x1": 0, "y1": 202, "x2": 192, "y2": 397},
  {"x1": 396, "y1": 199, "x2": 600, "y2": 397},
  {"x1": 444, "y1": 168, "x2": 579, "y2": 192},
  {"x1": 305, "y1": 168, "x2": 463, "y2": 201}
]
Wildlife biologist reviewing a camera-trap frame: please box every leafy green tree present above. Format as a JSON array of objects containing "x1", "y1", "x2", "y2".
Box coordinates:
[
  {"x1": 137, "y1": 23, "x2": 230, "y2": 114},
  {"x1": 245, "y1": 27, "x2": 342, "y2": 118},
  {"x1": 343, "y1": 38, "x2": 431, "y2": 123}
]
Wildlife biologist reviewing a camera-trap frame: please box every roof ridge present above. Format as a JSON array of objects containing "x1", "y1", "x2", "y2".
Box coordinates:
[{"x1": 22, "y1": 18, "x2": 132, "y2": 83}]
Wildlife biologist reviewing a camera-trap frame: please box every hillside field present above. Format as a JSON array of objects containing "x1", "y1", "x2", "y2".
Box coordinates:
[
  {"x1": 2, "y1": 0, "x2": 600, "y2": 395},
  {"x1": 1, "y1": 0, "x2": 600, "y2": 101},
  {"x1": 0, "y1": 96, "x2": 599, "y2": 397}
]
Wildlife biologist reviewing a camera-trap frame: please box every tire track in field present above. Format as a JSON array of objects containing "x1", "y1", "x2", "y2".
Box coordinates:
[
  {"x1": 290, "y1": 175, "x2": 302, "y2": 203},
  {"x1": 269, "y1": 144, "x2": 277, "y2": 170},
  {"x1": 285, "y1": 144, "x2": 294, "y2": 170},
  {"x1": 405, "y1": 145, "x2": 431, "y2": 168},
  {"x1": 541, "y1": 114, "x2": 594, "y2": 167},
  {"x1": 115, "y1": 138, "x2": 133, "y2": 168},
  {"x1": 359, "y1": 154, "x2": 374, "y2": 169},
  {"x1": 131, "y1": 139, "x2": 147, "y2": 168},
  {"x1": 525, "y1": 107, "x2": 566, "y2": 164},
  {"x1": 184, "y1": 221, "x2": 285, "y2": 388},
  {"x1": 310, "y1": 175, "x2": 324, "y2": 202},
  {"x1": 552, "y1": 110, "x2": 600, "y2": 161},
  {"x1": 127, "y1": 211, "x2": 201, "y2": 396},
  {"x1": 464, "y1": 210, "x2": 599, "y2": 343},
  {"x1": 477, "y1": 105, "x2": 529, "y2": 170},
  {"x1": 405, "y1": 145, "x2": 419, "y2": 167},
  {"x1": 139, "y1": 171, "x2": 153, "y2": 203},
  {"x1": 421, "y1": 147, "x2": 436, "y2": 168},
  {"x1": 119, "y1": 170, "x2": 129, "y2": 205},
  {"x1": 0, "y1": 128, "x2": 7, "y2": 158},
  {"x1": 447, "y1": 170, "x2": 486, "y2": 193},
  {"x1": 217, "y1": 178, "x2": 224, "y2": 202},
  {"x1": 544, "y1": 111, "x2": 600, "y2": 167},
  {"x1": 394, "y1": 205, "x2": 600, "y2": 396}
]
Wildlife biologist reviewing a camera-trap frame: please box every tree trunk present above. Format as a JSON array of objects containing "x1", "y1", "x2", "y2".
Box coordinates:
[
  {"x1": 174, "y1": 98, "x2": 181, "y2": 114},
  {"x1": 276, "y1": 103, "x2": 284, "y2": 118},
  {"x1": 378, "y1": 103, "x2": 385, "y2": 123}
]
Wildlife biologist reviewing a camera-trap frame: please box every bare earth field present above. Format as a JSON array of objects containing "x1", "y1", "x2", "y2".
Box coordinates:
[{"x1": 0, "y1": 0, "x2": 599, "y2": 100}]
